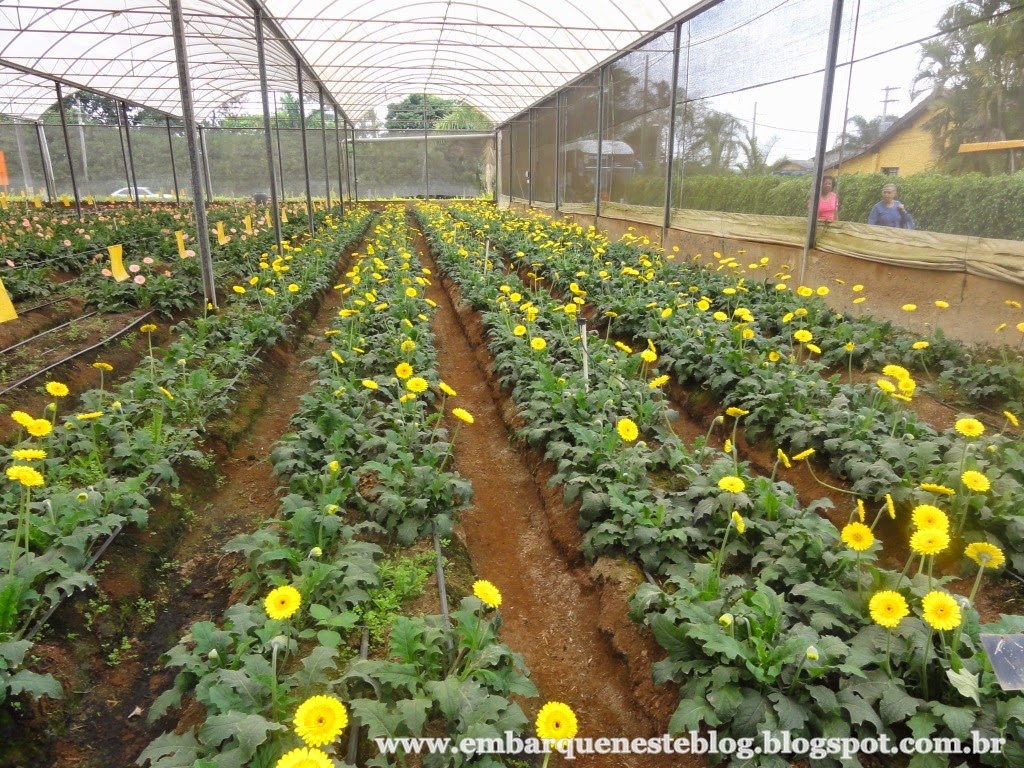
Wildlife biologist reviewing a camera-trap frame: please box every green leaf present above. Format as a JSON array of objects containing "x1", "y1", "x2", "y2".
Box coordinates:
[
  {"x1": 837, "y1": 688, "x2": 884, "y2": 730},
  {"x1": 668, "y1": 697, "x2": 718, "y2": 734},
  {"x1": 316, "y1": 629, "x2": 342, "y2": 648},
  {"x1": 945, "y1": 668, "x2": 980, "y2": 706},
  {"x1": 907, "y1": 752, "x2": 950, "y2": 768},
  {"x1": 375, "y1": 662, "x2": 423, "y2": 694},
  {"x1": 879, "y1": 685, "x2": 923, "y2": 725},
  {"x1": 294, "y1": 645, "x2": 339, "y2": 692},
  {"x1": 137, "y1": 731, "x2": 200, "y2": 768},
  {"x1": 931, "y1": 703, "x2": 975, "y2": 740},
  {"x1": 395, "y1": 697, "x2": 431, "y2": 736},
  {"x1": 198, "y1": 713, "x2": 285, "y2": 760},
  {"x1": 906, "y1": 711, "x2": 940, "y2": 740},
  {"x1": 768, "y1": 691, "x2": 808, "y2": 732},
  {"x1": 390, "y1": 616, "x2": 426, "y2": 664},
  {"x1": 706, "y1": 684, "x2": 744, "y2": 720},
  {"x1": 350, "y1": 699, "x2": 402, "y2": 742},
  {"x1": 732, "y1": 689, "x2": 772, "y2": 737},
  {"x1": 7, "y1": 669, "x2": 62, "y2": 700}
]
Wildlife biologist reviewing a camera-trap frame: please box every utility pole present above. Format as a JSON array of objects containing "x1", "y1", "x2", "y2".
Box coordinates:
[{"x1": 881, "y1": 86, "x2": 899, "y2": 118}]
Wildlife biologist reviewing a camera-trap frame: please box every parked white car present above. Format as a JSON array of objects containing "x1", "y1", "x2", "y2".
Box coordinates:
[{"x1": 109, "y1": 186, "x2": 165, "y2": 200}]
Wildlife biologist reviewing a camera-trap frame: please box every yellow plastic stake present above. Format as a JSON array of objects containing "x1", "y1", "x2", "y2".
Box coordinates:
[
  {"x1": 108, "y1": 244, "x2": 129, "y2": 282},
  {"x1": 243, "y1": 215, "x2": 253, "y2": 234},
  {"x1": 108, "y1": 194, "x2": 116, "y2": 204},
  {"x1": 175, "y1": 230, "x2": 187, "y2": 257},
  {"x1": 60, "y1": 194, "x2": 71, "y2": 207},
  {"x1": 0, "y1": 277, "x2": 17, "y2": 323},
  {"x1": 84, "y1": 195, "x2": 94, "y2": 206},
  {"x1": 281, "y1": 208, "x2": 289, "y2": 224},
  {"x1": 216, "y1": 221, "x2": 230, "y2": 245},
  {"x1": 33, "y1": 195, "x2": 42, "y2": 208},
  {"x1": 0, "y1": 193, "x2": 7, "y2": 211}
]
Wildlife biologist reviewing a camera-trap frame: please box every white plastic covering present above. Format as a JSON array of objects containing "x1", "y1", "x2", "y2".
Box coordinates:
[{"x1": 0, "y1": 0, "x2": 704, "y2": 123}]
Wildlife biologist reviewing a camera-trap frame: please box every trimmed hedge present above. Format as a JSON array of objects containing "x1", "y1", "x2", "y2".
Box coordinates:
[{"x1": 623, "y1": 170, "x2": 1024, "y2": 241}]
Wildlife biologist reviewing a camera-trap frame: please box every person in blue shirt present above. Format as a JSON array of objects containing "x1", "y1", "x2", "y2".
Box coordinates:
[{"x1": 868, "y1": 183, "x2": 915, "y2": 228}]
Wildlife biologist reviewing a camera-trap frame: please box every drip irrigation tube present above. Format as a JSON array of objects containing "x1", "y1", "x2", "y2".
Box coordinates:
[
  {"x1": 0, "y1": 311, "x2": 98, "y2": 356},
  {"x1": 24, "y1": 524, "x2": 125, "y2": 642},
  {"x1": 14, "y1": 292, "x2": 77, "y2": 315},
  {"x1": 346, "y1": 627, "x2": 370, "y2": 765},
  {"x1": 0, "y1": 310, "x2": 155, "y2": 397}
]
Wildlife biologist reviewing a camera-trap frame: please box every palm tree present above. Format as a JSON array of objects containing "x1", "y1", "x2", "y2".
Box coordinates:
[
  {"x1": 691, "y1": 111, "x2": 740, "y2": 175},
  {"x1": 735, "y1": 127, "x2": 778, "y2": 175}
]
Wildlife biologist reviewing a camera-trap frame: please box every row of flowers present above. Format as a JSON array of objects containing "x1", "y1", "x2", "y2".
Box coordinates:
[
  {"x1": 0, "y1": 207, "x2": 371, "y2": 708},
  {"x1": 453, "y1": 204, "x2": 1024, "y2": 574},
  {"x1": 414, "y1": 201, "x2": 1024, "y2": 767},
  {"x1": 142, "y1": 205, "x2": 552, "y2": 768}
]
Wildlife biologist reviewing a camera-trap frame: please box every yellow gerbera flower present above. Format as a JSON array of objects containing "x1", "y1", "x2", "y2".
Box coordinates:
[
  {"x1": 27, "y1": 419, "x2": 53, "y2": 437},
  {"x1": 793, "y1": 329, "x2": 813, "y2": 343},
  {"x1": 1004, "y1": 411, "x2": 1019, "y2": 428},
  {"x1": 11, "y1": 448, "x2": 46, "y2": 461},
  {"x1": 869, "y1": 590, "x2": 909, "y2": 629},
  {"x1": 954, "y1": 418, "x2": 985, "y2": 438},
  {"x1": 536, "y1": 701, "x2": 578, "y2": 744},
  {"x1": 961, "y1": 470, "x2": 991, "y2": 493},
  {"x1": 513, "y1": 325, "x2": 527, "y2": 336},
  {"x1": 648, "y1": 375, "x2": 670, "y2": 389},
  {"x1": 911, "y1": 504, "x2": 949, "y2": 532},
  {"x1": 964, "y1": 542, "x2": 1005, "y2": 569},
  {"x1": 840, "y1": 522, "x2": 874, "y2": 552},
  {"x1": 921, "y1": 591, "x2": 962, "y2": 631},
  {"x1": 405, "y1": 377, "x2": 428, "y2": 393},
  {"x1": 792, "y1": 448, "x2": 815, "y2": 462},
  {"x1": 294, "y1": 695, "x2": 348, "y2": 747},
  {"x1": 725, "y1": 407, "x2": 749, "y2": 418},
  {"x1": 45, "y1": 381, "x2": 69, "y2": 397},
  {"x1": 718, "y1": 476, "x2": 746, "y2": 494},
  {"x1": 919, "y1": 482, "x2": 955, "y2": 496},
  {"x1": 395, "y1": 362, "x2": 413, "y2": 380},
  {"x1": 472, "y1": 579, "x2": 502, "y2": 609},
  {"x1": 452, "y1": 408, "x2": 474, "y2": 424},
  {"x1": 616, "y1": 418, "x2": 639, "y2": 442},
  {"x1": 439, "y1": 382, "x2": 457, "y2": 397},
  {"x1": 910, "y1": 528, "x2": 950, "y2": 556},
  {"x1": 5, "y1": 465, "x2": 45, "y2": 487},
  {"x1": 265, "y1": 585, "x2": 302, "y2": 620},
  {"x1": 530, "y1": 337, "x2": 547, "y2": 351},
  {"x1": 361, "y1": 379, "x2": 378, "y2": 390},
  {"x1": 777, "y1": 449, "x2": 791, "y2": 469},
  {"x1": 275, "y1": 747, "x2": 334, "y2": 768},
  {"x1": 731, "y1": 511, "x2": 746, "y2": 534}
]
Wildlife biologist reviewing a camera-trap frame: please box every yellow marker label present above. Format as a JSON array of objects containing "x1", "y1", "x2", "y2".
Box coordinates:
[
  {"x1": 108, "y1": 244, "x2": 129, "y2": 282},
  {"x1": 84, "y1": 195, "x2": 94, "y2": 206},
  {"x1": 216, "y1": 221, "x2": 230, "y2": 245},
  {"x1": 175, "y1": 230, "x2": 187, "y2": 257},
  {"x1": 33, "y1": 195, "x2": 42, "y2": 208},
  {"x1": 0, "y1": 194, "x2": 7, "y2": 211},
  {"x1": 0, "y1": 277, "x2": 17, "y2": 323},
  {"x1": 281, "y1": 208, "x2": 288, "y2": 224},
  {"x1": 243, "y1": 215, "x2": 253, "y2": 235},
  {"x1": 60, "y1": 194, "x2": 71, "y2": 207},
  {"x1": 108, "y1": 195, "x2": 116, "y2": 204}
]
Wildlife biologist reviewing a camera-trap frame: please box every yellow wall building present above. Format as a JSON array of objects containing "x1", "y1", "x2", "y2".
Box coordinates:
[{"x1": 826, "y1": 98, "x2": 940, "y2": 177}]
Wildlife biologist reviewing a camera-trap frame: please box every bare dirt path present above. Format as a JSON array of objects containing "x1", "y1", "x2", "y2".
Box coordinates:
[{"x1": 416, "y1": 223, "x2": 697, "y2": 768}]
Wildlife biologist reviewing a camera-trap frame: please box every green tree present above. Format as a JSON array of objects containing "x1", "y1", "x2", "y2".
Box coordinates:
[
  {"x1": 39, "y1": 90, "x2": 165, "y2": 126},
  {"x1": 433, "y1": 102, "x2": 492, "y2": 131},
  {"x1": 830, "y1": 114, "x2": 889, "y2": 155},
  {"x1": 384, "y1": 94, "x2": 458, "y2": 132},
  {"x1": 913, "y1": 0, "x2": 1024, "y2": 173},
  {"x1": 690, "y1": 110, "x2": 740, "y2": 175},
  {"x1": 735, "y1": 127, "x2": 779, "y2": 176}
]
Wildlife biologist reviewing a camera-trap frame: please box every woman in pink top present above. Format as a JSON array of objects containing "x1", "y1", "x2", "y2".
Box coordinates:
[{"x1": 812, "y1": 175, "x2": 839, "y2": 221}]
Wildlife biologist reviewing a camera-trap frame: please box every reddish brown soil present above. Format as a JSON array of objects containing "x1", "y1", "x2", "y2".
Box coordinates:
[{"x1": 419, "y1": 226, "x2": 695, "y2": 768}]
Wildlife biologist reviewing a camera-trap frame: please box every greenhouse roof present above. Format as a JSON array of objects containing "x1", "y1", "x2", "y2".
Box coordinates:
[{"x1": 0, "y1": 0, "x2": 706, "y2": 124}]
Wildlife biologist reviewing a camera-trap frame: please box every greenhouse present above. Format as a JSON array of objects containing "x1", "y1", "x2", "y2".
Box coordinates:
[{"x1": 1, "y1": 1, "x2": 1023, "y2": 767}]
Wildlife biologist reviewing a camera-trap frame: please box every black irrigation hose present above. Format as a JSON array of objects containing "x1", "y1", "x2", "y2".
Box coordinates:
[
  {"x1": 24, "y1": 524, "x2": 125, "y2": 642},
  {"x1": 14, "y1": 292, "x2": 78, "y2": 315},
  {"x1": 346, "y1": 627, "x2": 370, "y2": 765},
  {"x1": 0, "y1": 311, "x2": 99, "y2": 356},
  {"x1": 0, "y1": 310, "x2": 155, "y2": 397}
]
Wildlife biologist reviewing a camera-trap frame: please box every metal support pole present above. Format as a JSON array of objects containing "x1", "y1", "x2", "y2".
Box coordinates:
[
  {"x1": 169, "y1": 0, "x2": 217, "y2": 308},
  {"x1": 509, "y1": 124, "x2": 515, "y2": 202},
  {"x1": 166, "y1": 116, "x2": 181, "y2": 205},
  {"x1": 297, "y1": 64, "x2": 314, "y2": 235},
  {"x1": 801, "y1": 0, "x2": 846, "y2": 286},
  {"x1": 333, "y1": 107, "x2": 345, "y2": 216},
  {"x1": 273, "y1": 90, "x2": 286, "y2": 197},
  {"x1": 319, "y1": 87, "x2": 331, "y2": 211},
  {"x1": 255, "y1": 6, "x2": 284, "y2": 257},
  {"x1": 350, "y1": 123, "x2": 359, "y2": 203},
  {"x1": 115, "y1": 104, "x2": 132, "y2": 195},
  {"x1": 16, "y1": 122, "x2": 36, "y2": 197},
  {"x1": 423, "y1": 93, "x2": 429, "y2": 199},
  {"x1": 121, "y1": 102, "x2": 141, "y2": 209},
  {"x1": 198, "y1": 126, "x2": 214, "y2": 200},
  {"x1": 595, "y1": 67, "x2": 606, "y2": 223},
  {"x1": 527, "y1": 108, "x2": 534, "y2": 207},
  {"x1": 662, "y1": 22, "x2": 683, "y2": 235},
  {"x1": 35, "y1": 123, "x2": 55, "y2": 202},
  {"x1": 54, "y1": 83, "x2": 82, "y2": 219},
  {"x1": 554, "y1": 96, "x2": 561, "y2": 211}
]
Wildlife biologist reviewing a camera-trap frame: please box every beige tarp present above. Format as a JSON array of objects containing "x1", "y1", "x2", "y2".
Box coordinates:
[{"x1": 507, "y1": 200, "x2": 1024, "y2": 288}]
